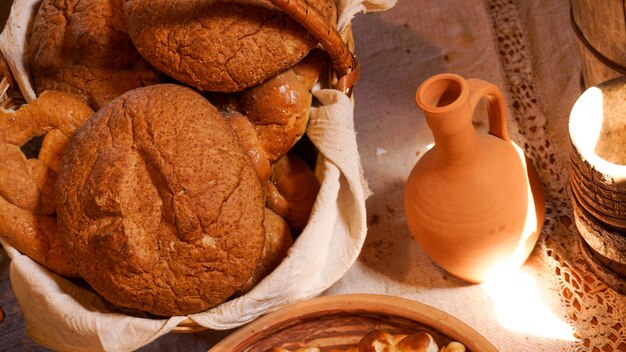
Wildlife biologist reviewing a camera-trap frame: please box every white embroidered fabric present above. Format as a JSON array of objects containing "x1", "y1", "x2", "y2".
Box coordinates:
[{"x1": 488, "y1": 1, "x2": 625, "y2": 350}]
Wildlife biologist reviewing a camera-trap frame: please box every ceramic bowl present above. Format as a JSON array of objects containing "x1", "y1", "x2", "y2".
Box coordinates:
[{"x1": 210, "y1": 294, "x2": 497, "y2": 352}]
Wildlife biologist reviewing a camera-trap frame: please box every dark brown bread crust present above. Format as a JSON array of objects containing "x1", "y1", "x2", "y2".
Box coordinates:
[
  {"x1": 123, "y1": 0, "x2": 337, "y2": 92},
  {"x1": 55, "y1": 84, "x2": 265, "y2": 316},
  {"x1": 30, "y1": 0, "x2": 163, "y2": 109}
]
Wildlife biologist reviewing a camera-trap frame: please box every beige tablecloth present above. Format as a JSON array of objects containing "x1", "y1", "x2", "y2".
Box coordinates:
[
  {"x1": 1, "y1": 0, "x2": 625, "y2": 351},
  {"x1": 339, "y1": 1, "x2": 625, "y2": 351}
]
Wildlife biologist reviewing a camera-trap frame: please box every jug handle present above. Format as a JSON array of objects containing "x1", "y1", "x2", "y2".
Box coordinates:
[{"x1": 467, "y1": 79, "x2": 510, "y2": 141}]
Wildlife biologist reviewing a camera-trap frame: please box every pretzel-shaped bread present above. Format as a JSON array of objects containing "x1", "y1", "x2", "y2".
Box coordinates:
[{"x1": 0, "y1": 90, "x2": 94, "y2": 276}]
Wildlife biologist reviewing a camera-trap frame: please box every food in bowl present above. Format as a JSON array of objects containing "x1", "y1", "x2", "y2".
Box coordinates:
[{"x1": 269, "y1": 330, "x2": 467, "y2": 352}]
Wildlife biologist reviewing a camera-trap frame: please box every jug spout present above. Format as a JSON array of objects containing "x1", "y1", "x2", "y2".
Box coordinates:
[
  {"x1": 415, "y1": 74, "x2": 480, "y2": 165},
  {"x1": 416, "y1": 73, "x2": 474, "y2": 137},
  {"x1": 416, "y1": 73, "x2": 509, "y2": 139}
]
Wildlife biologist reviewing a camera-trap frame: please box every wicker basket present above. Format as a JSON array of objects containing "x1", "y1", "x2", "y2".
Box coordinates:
[
  {"x1": 267, "y1": 0, "x2": 359, "y2": 95},
  {"x1": 0, "y1": 0, "x2": 365, "y2": 341}
]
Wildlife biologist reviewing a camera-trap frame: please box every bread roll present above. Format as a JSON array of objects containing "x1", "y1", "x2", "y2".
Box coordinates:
[
  {"x1": 359, "y1": 330, "x2": 439, "y2": 352},
  {"x1": 209, "y1": 49, "x2": 328, "y2": 163},
  {"x1": 266, "y1": 152, "x2": 320, "y2": 232},
  {"x1": 123, "y1": 0, "x2": 336, "y2": 92},
  {"x1": 238, "y1": 208, "x2": 293, "y2": 294},
  {"x1": 56, "y1": 84, "x2": 265, "y2": 316},
  {"x1": 30, "y1": 0, "x2": 162, "y2": 109},
  {"x1": 238, "y1": 67, "x2": 313, "y2": 162}
]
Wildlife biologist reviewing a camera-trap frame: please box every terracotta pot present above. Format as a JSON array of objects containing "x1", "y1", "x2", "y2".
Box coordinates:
[
  {"x1": 404, "y1": 73, "x2": 545, "y2": 283},
  {"x1": 210, "y1": 294, "x2": 498, "y2": 351}
]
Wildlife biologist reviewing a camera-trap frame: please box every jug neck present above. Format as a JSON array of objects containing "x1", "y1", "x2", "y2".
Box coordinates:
[
  {"x1": 416, "y1": 75, "x2": 480, "y2": 165},
  {"x1": 430, "y1": 120, "x2": 479, "y2": 165}
]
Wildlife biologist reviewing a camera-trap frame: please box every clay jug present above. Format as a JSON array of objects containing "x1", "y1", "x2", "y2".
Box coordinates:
[{"x1": 404, "y1": 73, "x2": 545, "y2": 283}]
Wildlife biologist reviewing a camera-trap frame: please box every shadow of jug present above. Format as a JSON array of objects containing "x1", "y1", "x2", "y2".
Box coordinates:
[{"x1": 404, "y1": 73, "x2": 545, "y2": 283}]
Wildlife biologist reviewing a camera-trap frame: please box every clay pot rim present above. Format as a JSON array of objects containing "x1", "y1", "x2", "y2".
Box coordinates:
[
  {"x1": 415, "y1": 73, "x2": 469, "y2": 114},
  {"x1": 569, "y1": 80, "x2": 626, "y2": 179}
]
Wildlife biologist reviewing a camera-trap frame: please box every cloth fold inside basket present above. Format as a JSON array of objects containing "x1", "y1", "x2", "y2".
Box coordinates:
[{"x1": 0, "y1": 0, "x2": 395, "y2": 350}]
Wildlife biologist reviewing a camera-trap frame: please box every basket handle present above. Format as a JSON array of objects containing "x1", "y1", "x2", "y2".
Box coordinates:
[{"x1": 269, "y1": 0, "x2": 360, "y2": 95}]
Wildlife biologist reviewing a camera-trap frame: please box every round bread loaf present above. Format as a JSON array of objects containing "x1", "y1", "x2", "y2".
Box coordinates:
[
  {"x1": 30, "y1": 0, "x2": 163, "y2": 109},
  {"x1": 55, "y1": 84, "x2": 265, "y2": 316},
  {"x1": 123, "y1": 0, "x2": 337, "y2": 92}
]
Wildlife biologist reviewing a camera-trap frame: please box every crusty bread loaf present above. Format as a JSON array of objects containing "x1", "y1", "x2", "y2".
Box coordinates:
[
  {"x1": 30, "y1": 0, "x2": 163, "y2": 109},
  {"x1": 123, "y1": 0, "x2": 336, "y2": 92},
  {"x1": 226, "y1": 111, "x2": 272, "y2": 182},
  {"x1": 55, "y1": 84, "x2": 265, "y2": 316}
]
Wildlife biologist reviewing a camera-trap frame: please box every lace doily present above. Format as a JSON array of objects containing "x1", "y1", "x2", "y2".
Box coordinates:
[{"x1": 486, "y1": 0, "x2": 626, "y2": 350}]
